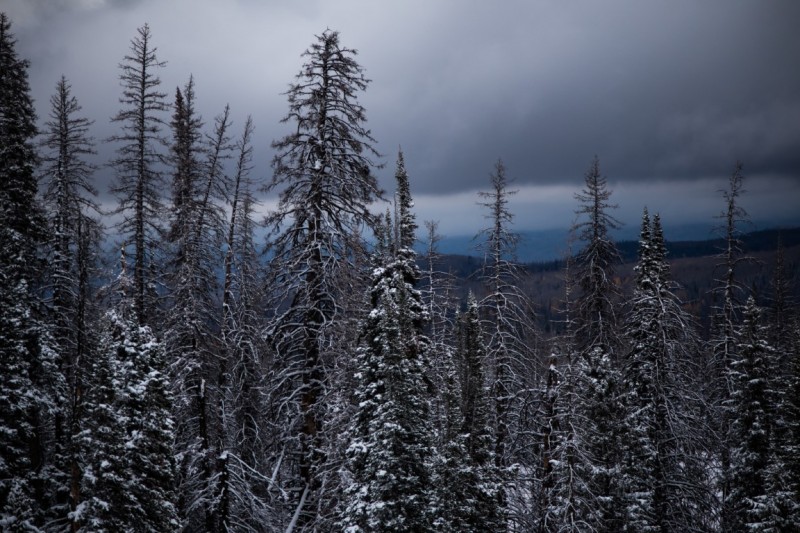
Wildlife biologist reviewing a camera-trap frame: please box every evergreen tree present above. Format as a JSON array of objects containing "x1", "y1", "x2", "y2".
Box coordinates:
[
  {"x1": 537, "y1": 346, "x2": 597, "y2": 532},
  {"x1": 475, "y1": 159, "x2": 538, "y2": 493},
  {"x1": 0, "y1": 13, "x2": 66, "y2": 529},
  {"x1": 430, "y1": 342, "x2": 474, "y2": 533},
  {"x1": 709, "y1": 162, "x2": 751, "y2": 528},
  {"x1": 263, "y1": 29, "x2": 382, "y2": 529},
  {"x1": 571, "y1": 156, "x2": 625, "y2": 531},
  {"x1": 108, "y1": 23, "x2": 169, "y2": 326},
  {"x1": 778, "y1": 319, "x2": 800, "y2": 528},
  {"x1": 74, "y1": 306, "x2": 129, "y2": 532},
  {"x1": 342, "y1": 152, "x2": 435, "y2": 532},
  {"x1": 537, "y1": 237, "x2": 610, "y2": 532},
  {"x1": 765, "y1": 238, "x2": 800, "y2": 532},
  {"x1": 727, "y1": 298, "x2": 773, "y2": 530},
  {"x1": 421, "y1": 219, "x2": 459, "y2": 434},
  {"x1": 766, "y1": 247, "x2": 800, "y2": 531},
  {"x1": 78, "y1": 261, "x2": 179, "y2": 531},
  {"x1": 455, "y1": 293, "x2": 504, "y2": 531},
  {"x1": 39, "y1": 75, "x2": 102, "y2": 526},
  {"x1": 572, "y1": 155, "x2": 622, "y2": 355},
  {"x1": 166, "y1": 101, "x2": 233, "y2": 532},
  {"x1": 620, "y1": 210, "x2": 712, "y2": 532},
  {"x1": 167, "y1": 76, "x2": 204, "y2": 265},
  {"x1": 216, "y1": 116, "x2": 276, "y2": 531}
]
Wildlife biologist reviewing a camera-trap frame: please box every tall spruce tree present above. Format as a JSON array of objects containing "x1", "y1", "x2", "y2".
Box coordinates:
[
  {"x1": 216, "y1": 116, "x2": 276, "y2": 530},
  {"x1": 421, "y1": 219, "x2": 459, "y2": 434},
  {"x1": 341, "y1": 152, "x2": 436, "y2": 532},
  {"x1": 166, "y1": 76, "x2": 204, "y2": 264},
  {"x1": 765, "y1": 243, "x2": 800, "y2": 531},
  {"x1": 572, "y1": 155, "x2": 622, "y2": 355},
  {"x1": 571, "y1": 156, "x2": 625, "y2": 531},
  {"x1": 0, "y1": 12, "x2": 66, "y2": 529},
  {"x1": 455, "y1": 293, "x2": 505, "y2": 531},
  {"x1": 39, "y1": 74, "x2": 102, "y2": 528},
  {"x1": 727, "y1": 298, "x2": 779, "y2": 531},
  {"x1": 476, "y1": 159, "x2": 538, "y2": 496},
  {"x1": 536, "y1": 246, "x2": 597, "y2": 532},
  {"x1": 76, "y1": 258, "x2": 179, "y2": 532},
  {"x1": 166, "y1": 100, "x2": 233, "y2": 532},
  {"x1": 779, "y1": 318, "x2": 800, "y2": 529},
  {"x1": 620, "y1": 210, "x2": 712, "y2": 532},
  {"x1": 108, "y1": 23, "x2": 169, "y2": 326},
  {"x1": 263, "y1": 29, "x2": 382, "y2": 529},
  {"x1": 430, "y1": 338, "x2": 473, "y2": 533},
  {"x1": 709, "y1": 162, "x2": 751, "y2": 528}
]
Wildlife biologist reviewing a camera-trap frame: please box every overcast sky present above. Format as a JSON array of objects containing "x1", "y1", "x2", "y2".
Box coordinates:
[{"x1": 5, "y1": 0, "x2": 800, "y2": 238}]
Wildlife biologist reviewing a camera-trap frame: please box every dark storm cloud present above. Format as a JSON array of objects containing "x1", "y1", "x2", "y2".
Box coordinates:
[
  {"x1": 4, "y1": 0, "x2": 800, "y2": 234},
  {"x1": 370, "y1": 1, "x2": 800, "y2": 192}
]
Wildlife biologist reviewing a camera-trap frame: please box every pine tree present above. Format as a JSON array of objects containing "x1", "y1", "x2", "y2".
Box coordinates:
[
  {"x1": 709, "y1": 162, "x2": 751, "y2": 528},
  {"x1": 727, "y1": 298, "x2": 777, "y2": 530},
  {"x1": 430, "y1": 343, "x2": 474, "y2": 533},
  {"x1": 166, "y1": 100, "x2": 233, "y2": 532},
  {"x1": 537, "y1": 346, "x2": 597, "y2": 532},
  {"x1": 570, "y1": 156, "x2": 625, "y2": 531},
  {"x1": 766, "y1": 245, "x2": 800, "y2": 532},
  {"x1": 108, "y1": 23, "x2": 169, "y2": 326},
  {"x1": 455, "y1": 293, "x2": 504, "y2": 531},
  {"x1": 77, "y1": 262, "x2": 179, "y2": 532},
  {"x1": 39, "y1": 75, "x2": 102, "y2": 526},
  {"x1": 536, "y1": 242, "x2": 599, "y2": 532},
  {"x1": 341, "y1": 152, "x2": 436, "y2": 532},
  {"x1": 215, "y1": 116, "x2": 277, "y2": 531},
  {"x1": 263, "y1": 29, "x2": 383, "y2": 529},
  {"x1": 421, "y1": 219, "x2": 459, "y2": 435},
  {"x1": 476, "y1": 159, "x2": 538, "y2": 497},
  {"x1": 0, "y1": 12, "x2": 66, "y2": 529},
  {"x1": 778, "y1": 320, "x2": 800, "y2": 530},
  {"x1": 620, "y1": 210, "x2": 712, "y2": 532},
  {"x1": 74, "y1": 306, "x2": 130, "y2": 532},
  {"x1": 572, "y1": 155, "x2": 622, "y2": 355},
  {"x1": 167, "y1": 76, "x2": 204, "y2": 265}
]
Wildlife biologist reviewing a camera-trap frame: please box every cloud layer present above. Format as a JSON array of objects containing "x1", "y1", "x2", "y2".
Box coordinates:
[{"x1": 6, "y1": 0, "x2": 800, "y2": 233}]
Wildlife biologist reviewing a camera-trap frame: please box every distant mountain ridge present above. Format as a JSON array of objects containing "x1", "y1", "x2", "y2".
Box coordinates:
[
  {"x1": 615, "y1": 226, "x2": 800, "y2": 263},
  {"x1": 423, "y1": 225, "x2": 800, "y2": 264}
]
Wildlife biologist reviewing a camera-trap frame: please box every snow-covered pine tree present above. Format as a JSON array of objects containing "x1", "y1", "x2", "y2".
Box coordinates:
[
  {"x1": 167, "y1": 76, "x2": 204, "y2": 265},
  {"x1": 430, "y1": 334, "x2": 474, "y2": 533},
  {"x1": 40, "y1": 75, "x2": 99, "y2": 366},
  {"x1": 166, "y1": 100, "x2": 233, "y2": 532},
  {"x1": 778, "y1": 318, "x2": 800, "y2": 530},
  {"x1": 108, "y1": 23, "x2": 169, "y2": 326},
  {"x1": 530, "y1": 347, "x2": 559, "y2": 530},
  {"x1": 455, "y1": 293, "x2": 505, "y2": 531},
  {"x1": 263, "y1": 29, "x2": 383, "y2": 529},
  {"x1": 39, "y1": 74, "x2": 103, "y2": 528},
  {"x1": 476, "y1": 159, "x2": 538, "y2": 468},
  {"x1": 708, "y1": 162, "x2": 751, "y2": 528},
  {"x1": 764, "y1": 245, "x2": 800, "y2": 531},
  {"x1": 534, "y1": 240, "x2": 598, "y2": 532},
  {"x1": 421, "y1": 220, "x2": 459, "y2": 435},
  {"x1": 727, "y1": 297, "x2": 780, "y2": 530},
  {"x1": 78, "y1": 259, "x2": 179, "y2": 531},
  {"x1": 620, "y1": 210, "x2": 713, "y2": 532},
  {"x1": 570, "y1": 156, "x2": 625, "y2": 531},
  {"x1": 215, "y1": 116, "x2": 277, "y2": 531},
  {"x1": 0, "y1": 13, "x2": 67, "y2": 529},
  {"x1": 341, "y1": 151, "x2": 436, "y2": 532},
  {"x1": 74, "y1": 304, "x2": 130, "y2": 532},
  {"x1": 572, "y1": 155, "x2": 622, "y2": 356},
  {"x1": 535, "y1": 346, "x2": 598, "y2": 533}
]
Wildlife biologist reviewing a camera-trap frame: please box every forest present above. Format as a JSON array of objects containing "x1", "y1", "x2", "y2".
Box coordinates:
[{"x1": 1, "y1": 13, "x2": 799, "y2": 532}]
